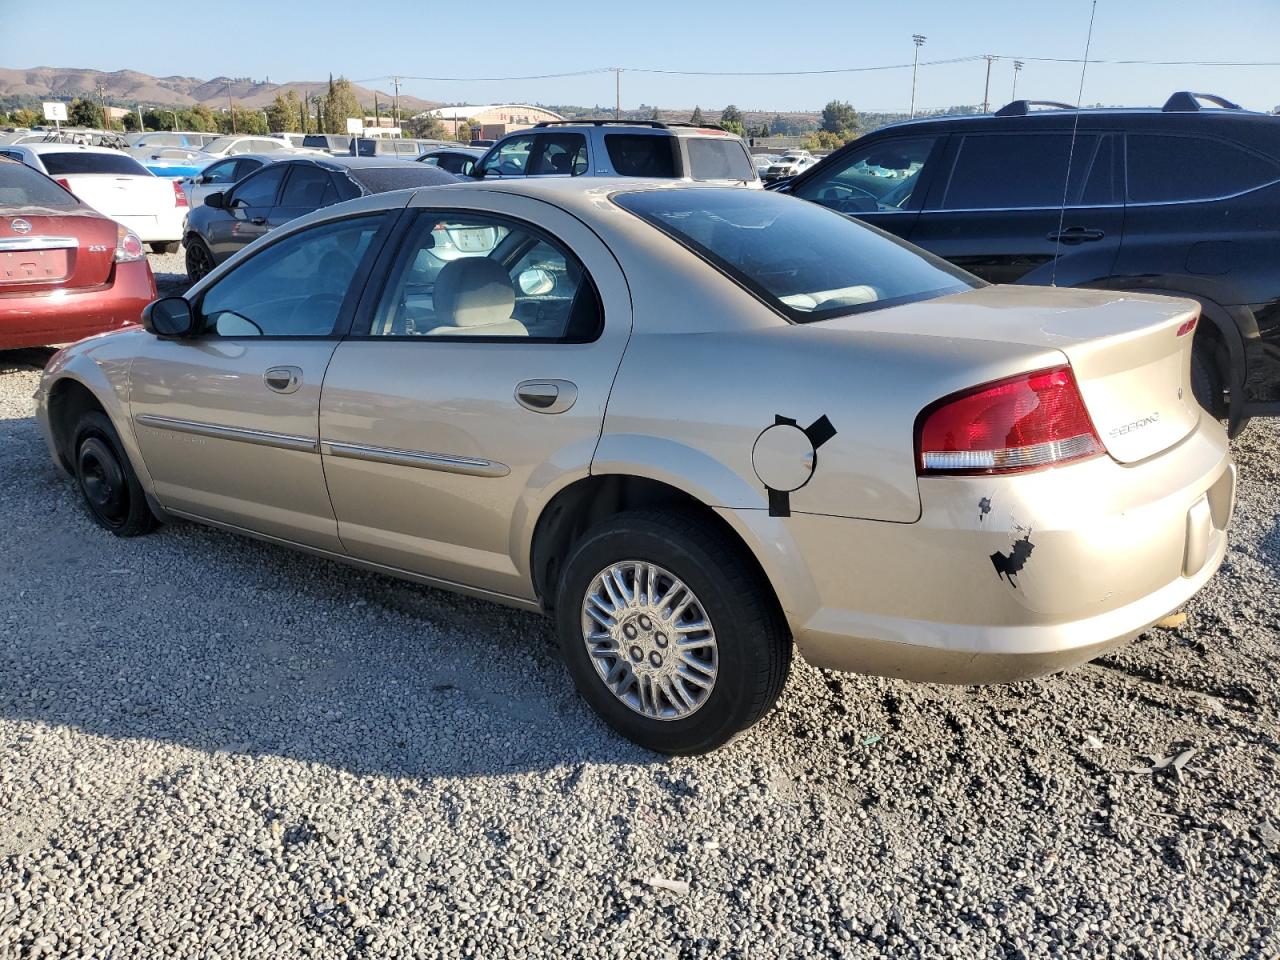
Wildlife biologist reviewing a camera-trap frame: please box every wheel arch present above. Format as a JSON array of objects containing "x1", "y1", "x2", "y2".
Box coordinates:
[{"x1": 47, "y1": 376, "x2": 110, "y2": 471}]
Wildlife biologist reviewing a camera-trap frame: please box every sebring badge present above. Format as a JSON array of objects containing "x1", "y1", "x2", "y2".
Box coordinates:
[{"x1": 10, "y1": 218, "x2": 32, "y2": 235}]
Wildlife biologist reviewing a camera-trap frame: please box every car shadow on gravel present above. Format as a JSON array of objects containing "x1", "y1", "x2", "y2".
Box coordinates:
[{"x1": 0, "y1": 348, "x2": 56, "y2": 374}]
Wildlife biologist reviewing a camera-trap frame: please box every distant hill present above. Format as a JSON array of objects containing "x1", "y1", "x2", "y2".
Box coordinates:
[{"x1": 0, "y1": 66, "x2": 439, "y2": 113}]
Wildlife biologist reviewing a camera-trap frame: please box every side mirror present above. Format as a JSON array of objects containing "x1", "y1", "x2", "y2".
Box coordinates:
[
  {"x1": 205, "y1": 191, "x2": 225, "y2": 209},
  {"x1": 518, "y1": 267, "x2": 555, "y2": 296},
  {"x1": 142, "y1": 297, "x2": 196, "y2": 338}
]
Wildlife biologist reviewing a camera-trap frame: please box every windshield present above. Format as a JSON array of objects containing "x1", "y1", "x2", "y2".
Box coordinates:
[
  {"x1": 0, "y1": 160, "x2": 80, "y2": 209},
  {"x1": 614, "y1": 188, "x2": 977, "y2": 321},
  {"x1": 203, "y1": 137, "x2": 242, "y2": 154},
  {"x1": 40, "y1": 152, "x2": 150, "y2": 176}
]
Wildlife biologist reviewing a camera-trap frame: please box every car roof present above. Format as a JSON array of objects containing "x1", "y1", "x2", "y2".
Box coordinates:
[
  {"x1": 297, "y1": 155, "x2": 429, "y2": 170},
  {"x1": 18, "y1": 143, "x2": 127, "y2": 155}
]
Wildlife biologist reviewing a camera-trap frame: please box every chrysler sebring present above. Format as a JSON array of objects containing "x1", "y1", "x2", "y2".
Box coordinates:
[{"x1": 34, "y1": 179, "x2": 1234, "y2": 753}]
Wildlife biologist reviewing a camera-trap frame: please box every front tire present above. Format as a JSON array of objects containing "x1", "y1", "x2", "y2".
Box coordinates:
[
  {"x1": 555, "y1": 510, "x2": 791, "y2": 754},
  {"x1": 72, "y1": 411, "x2": 158, "y2": 537},
  {"x1": 185, "y1": 237, "x2": 215, "y2": 282}
]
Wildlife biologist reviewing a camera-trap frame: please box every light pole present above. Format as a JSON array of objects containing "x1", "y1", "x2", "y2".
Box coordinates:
[
  {"x1": 909, "y1": 35, "x2": 926, "y2": 119},
  {"x1": 1012, "y1": 60, "x2": 1024, "y2": 101}
]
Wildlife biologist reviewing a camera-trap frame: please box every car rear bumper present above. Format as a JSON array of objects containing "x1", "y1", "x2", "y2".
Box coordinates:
[
  {"x1": 0, "y1": 259, "x2": 156, "y2": 350},
  {"x1": 722, "y1": 415, "x2": 1234, "y2": 684},
  {"x1": 113, "y1": 209, "x2": 185, "y2": 243}
]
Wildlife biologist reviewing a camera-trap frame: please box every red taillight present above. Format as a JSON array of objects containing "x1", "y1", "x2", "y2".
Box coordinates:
[
  {"x1": 55, "y1": 177, "x2": 74, "y2": 194},
  {"x1": 1176, "y1": 316, "x2": 1198, "y2": 337},
  {"x1": 172, "y1": 179, "x2": 188, "y2": 207},
  {"x1": 916, "y1": 366, "x2": 1105, "y2": 475},
  {"x1": 114, "y1": 223, "x2": 145, "y2": 263}
]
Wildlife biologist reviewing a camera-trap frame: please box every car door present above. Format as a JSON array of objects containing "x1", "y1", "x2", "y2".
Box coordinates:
[
  {"x1": 525, "y1": 132, "x2": 588, "y2": 177},
  {"x1": 907, "y1": 130, "x2": 1125, "y2": 286},
  {"x1": 318, "y1": 192, "x2": 633, "y2": 598},
  {"x1": 130, "y1": 212, "x2": 392, "y2": 550},
  {"x1": 788, "y1": 134, "x2": 945, "y2": 240},
  {"x1": 209, "y1": 162, "x2": 288, "y2": 261}
]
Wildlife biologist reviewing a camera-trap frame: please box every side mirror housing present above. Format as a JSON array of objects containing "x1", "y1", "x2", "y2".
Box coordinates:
[
  {"x1": 142, "y1": 297, "x2": 196, "y2": 338},
  {"x1": 205, "y1": 191, "x2": 225, "y2": 209}
]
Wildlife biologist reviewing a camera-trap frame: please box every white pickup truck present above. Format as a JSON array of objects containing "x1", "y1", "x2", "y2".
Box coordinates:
[{"x1": 0, "y1": 143, "x2": 186, "y2": 253}]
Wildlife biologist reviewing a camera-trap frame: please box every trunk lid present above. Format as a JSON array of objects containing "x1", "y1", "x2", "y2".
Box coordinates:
[
  {"x1": 59, "y1": 174, "x2": 173, "y2": 224},
  {"x1": 0, "y1": 209, "x2": 117, "y2": 293},
  {"x1": 821, "y1": 285, "x2": 1201, "y2": 464}
]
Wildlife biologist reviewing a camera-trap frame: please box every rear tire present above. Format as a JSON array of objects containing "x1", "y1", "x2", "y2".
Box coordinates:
[
  {"x1": 185, "y1": 237, "x2": 215, "y2": 282},
  {"x1": 149, "y1": 241, "x2": 179, "y2": 254},
  {"x1": 72, "y1": 411, "x2": 158, "y2": 538},
  {"x1": 1190, "y1": 340, "x2": 1226, "y2": 420},
  {"x1": 555, "y1": 510, "x2": 791, "y2": 754}
]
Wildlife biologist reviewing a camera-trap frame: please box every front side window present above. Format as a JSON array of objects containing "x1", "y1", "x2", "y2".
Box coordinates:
[
  {"x1": 685, "y1": 138, "x2": 754, "y2": 181},
  {"x1": 230, "y1": 165, "x2": 287, "y2": 208},
  {"x1": 605, "y1": 134, "x2": 678, "y2": 177},
  {"x1": 482, "y1": 136, "x2": 535, "y2": 176},
  {"x1": 527, "y1": 133, "x2": 588, "y2": 176},
  {"x1": 942, "y1": 133, "x2": 1099, "y2": 210},
  {"x1": 279, "y1": 164, "x2": 336, "y2": 208},
  {"x1": 794, "y1": 137, "x2": 936, "y2": 214},
  {"x1": 1126, "y1": 133, "x2": 1280, "y2": 203},
  {"x1": 201, "y1": 159, "x2": 239, "y2": 184},
  {"x1": 197, "y1": 215, "x2": 383, "y2": 337},
  {"x1": 615, "y1": 188, "x2": 976, "y2": 322},
  {"x1": 368, "y1": 212, "x2": 601, "y2": 340}
]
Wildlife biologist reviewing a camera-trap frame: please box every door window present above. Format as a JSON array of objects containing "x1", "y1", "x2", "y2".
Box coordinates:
[
  {"x1": 604, "y1": 134, "x2": 678, "y2": 177},
  {"x1": 201, "y1": 159, "x2": 239, "y2": 184},
  {"x1": 793, "y1": 137, "x2": 937, "y2": 214},
  {"x1": 229, "y1": 164, "x2": 287, "y2": 208},
  {"x1": 527, "y1": 134, "x2": 588, "y2": 176},
  {"x1": 942, "y1": 133, "x2": 1099, "y2": 210},
  {"x1": 482, "y1": 135, "x2": 536, "y2": 176},
  {"x1": 1126, "y1": 133, "x2": 1280, "y2": 203},
  {"x1": 368, "y1": 212, "x2": 601, "y2": 341},
  {"x1": 279, "y1": 164, "x2": 336, "y2": 208},
  {"x1": 197, "y1": 215, "x2": 384, "y2": 337}
]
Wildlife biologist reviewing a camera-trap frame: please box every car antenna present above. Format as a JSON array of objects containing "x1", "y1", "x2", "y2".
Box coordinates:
[{"x1": 1051, "y1": 0, "x2": 1098, "y2": 288}]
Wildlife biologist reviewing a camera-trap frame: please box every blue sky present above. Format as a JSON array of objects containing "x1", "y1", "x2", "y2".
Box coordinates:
[{"x1": 3, "y1": 0, "x2": 1278, "y2": 112}]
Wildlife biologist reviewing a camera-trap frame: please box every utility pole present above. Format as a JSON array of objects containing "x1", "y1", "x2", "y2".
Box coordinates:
[
  {"x1": 615, "y1": 68, "x2": 621, "y2": 120},
  {"x1": 96, "y1": 83, "x2": 110, "y2": 131},
  {"x1": 909, "y1": 35, "x2": 926, "y2": 119},
  {"x1": 1012, "y1": 60, "x2": 1024, "y2": 101},
  {"x1": 226, "y1": 80, "x2": 237, "y2": 134},
  {"x1": 391, "y1": 76, "x2": 401, "y2": 130},
  {"x1": 981, "y1": 55, "x2": 997, "y2": 113},
  {"x1": 136, "y1": 104, "x2": 143, "y2": 131}
]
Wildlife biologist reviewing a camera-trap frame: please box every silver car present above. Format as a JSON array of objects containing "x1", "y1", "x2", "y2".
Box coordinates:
[{"x1": 35, "y1": 179, "x2": 1233, "y2": 753}]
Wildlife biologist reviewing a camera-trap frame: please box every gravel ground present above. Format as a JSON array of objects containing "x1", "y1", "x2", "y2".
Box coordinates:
[{"x1": 1, "y1": 253, "x2": 1278, "y2": 958}]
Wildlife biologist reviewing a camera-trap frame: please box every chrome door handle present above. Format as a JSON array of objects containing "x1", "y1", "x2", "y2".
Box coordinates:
[
  {"x1": 264, "y1": 365, "x2": 303, "y2": 394},
  {"x1": 515, "y1": 379, "x2": 577, "y2": 414}
]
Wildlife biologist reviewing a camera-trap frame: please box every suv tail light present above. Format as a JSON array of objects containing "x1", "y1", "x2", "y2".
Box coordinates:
[
  {"x1": 114, "y1": 223, "x2": 145, "y2": 263},
  {"x1": 172, "y1": 179, "x2": 188, "y2": 207},
  {"x1": 916, "y1": 366, "x2": 1104, "y2": 475}
]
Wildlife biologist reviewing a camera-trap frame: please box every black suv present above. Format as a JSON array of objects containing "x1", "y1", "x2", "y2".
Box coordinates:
[{"x1": 770, "y1": 92, "x2": 1280, "y2": 433}]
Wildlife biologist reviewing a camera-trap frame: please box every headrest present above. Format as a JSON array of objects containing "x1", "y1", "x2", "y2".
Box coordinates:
[{"x1": 433, "y1": 257, "x2": 515, "y2": 328}]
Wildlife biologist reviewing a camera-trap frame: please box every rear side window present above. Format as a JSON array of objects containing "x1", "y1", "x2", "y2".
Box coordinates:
[
  {"x1": 943, "y1": 134, "x2": 1099, "y2": 209},
  {"x1": 528, "y1": 133, "x2": 588, "y2": 175},
  {"x1": 615, "y1": 188, "x2": 977, "y2": 322},
  {"x1": 605, "y1": 135, "x2": 678, "y2": 177},
  {"x1": 685, "y1": 138, "x2": 754, "y2": 181},
  {"x1": 1126, "y1": 133, "x2": 1280, "y2": 202},
  {"x1": 40, "y1": 152, "x2": 150, "y2": 177},
  {"x1": 0, "y1": 161, "x2": 79, "y2": 209}
]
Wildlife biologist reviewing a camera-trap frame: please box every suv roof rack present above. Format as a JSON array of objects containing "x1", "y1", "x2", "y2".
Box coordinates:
[
  {"x1": 1162, "y1": 91, "x2": 1242, "y2": 112},
  {"x1": 993, "y1": 100, "x2": 1077, "y2": 117},
  {"x1": 533, "y1": 119, "x2": 727, "y2": 131}
]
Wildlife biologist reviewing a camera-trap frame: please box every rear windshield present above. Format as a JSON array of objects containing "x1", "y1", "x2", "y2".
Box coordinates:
[
  {"x1": 614, "y1": 188, "x2": 977, "y2": 321},
  {"x1": 347, "y1": 165, "x2": 458, "y2": 193},
  {"x1": 605, "y1": 134, "x2": 678, "y2": 178},
  {"x1": 40, "y1": 152, "x2": 150, "y2": 176},
  {"x1": 685, "y1": 138, "x2": 754, "y2": 181},
  {"x1": 0, "y1": 161, "x2": 80, "y2": 209}
]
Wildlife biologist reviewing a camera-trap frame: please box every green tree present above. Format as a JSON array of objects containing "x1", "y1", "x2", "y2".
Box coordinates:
[
  {"x1": 690, "y1": 105, "x2": 704, "y2": 125},
  {"x1": 322, "y1": 75, "x2": 362, "y2": 135},
  {"x1": 719, "y1": 104, "x2": 743, "y2": 129},
  {"x1": 12, "y1": 107, "x2": 41, "y2": 128},
  {"x1": 122, "y1": 111, "x2": 141, "y2": 132},
  {"x1": 758, "y1": 118, "x2": 771, "y2": 137},
  {"x1": 820, "y1": 99, "x2": 859, "y2": 138},
  {"x1": 403, "y1": 112, "x2": 447, "y2": 139},
  {"x1": 649, "y1": 105, "x2": 661, "y2": 121},
  {"x1": 455, "y1": 120, "x2": 475, "y2": 143},
  {"x1": 265, "y1": 91, "x2": 302, "y2": 133},
  {"x1": 216, "y1": 104, "x2": 268, "y2": 135},
  {"x1": 68, "y1": 98, "x2": 103, "y2": 128}
]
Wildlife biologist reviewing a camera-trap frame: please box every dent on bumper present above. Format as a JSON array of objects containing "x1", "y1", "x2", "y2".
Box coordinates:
[{"x1": 723, "y1": 418, "x2": 1234, "y2": 684}]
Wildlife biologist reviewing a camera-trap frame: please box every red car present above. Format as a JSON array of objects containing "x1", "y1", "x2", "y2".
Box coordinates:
[{"x1": 0, "y1": 156, "x2": 156, "y2": 350}]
